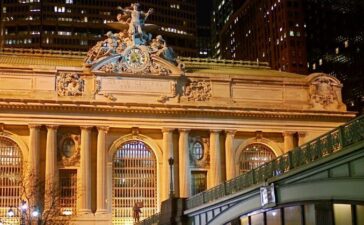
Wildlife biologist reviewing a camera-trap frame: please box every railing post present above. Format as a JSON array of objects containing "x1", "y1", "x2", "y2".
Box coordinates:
[
  {"x1": 338, "y1": 125, "x2": 346, "y2": 149},
  {"x1": 288, "y1": 151, "x2": 293, "y2": 170},
  {"x1": 252, "y1": 169, "x2": 256, "y2": 184}
]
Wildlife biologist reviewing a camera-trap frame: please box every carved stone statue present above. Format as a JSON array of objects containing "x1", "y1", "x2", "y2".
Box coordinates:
[
  {"x1": 117, "y1": 3, "x2": 153, "y2": 45},
  {"x1": 83, "y1": 3, "x2": 183, "y2": 76},
  {"x1": 151, "y1": 35, "x2": 177, "y2": 64}
]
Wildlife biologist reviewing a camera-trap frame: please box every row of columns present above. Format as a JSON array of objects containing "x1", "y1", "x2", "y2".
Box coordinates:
[
  {"x1": 28, "y1": 125, "x2": 109, "y2": 215},
  {"x1": 27, "y1": 124, "x2": 307, "y2": 213},
  {"x1": 161, "y1": 129, "x2": 237, "y2": 200}
]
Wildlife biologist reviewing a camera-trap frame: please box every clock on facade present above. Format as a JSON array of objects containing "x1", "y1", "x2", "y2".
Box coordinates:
[{"x1": 124, "y1": 47, "x2": 150, "y2": 72}]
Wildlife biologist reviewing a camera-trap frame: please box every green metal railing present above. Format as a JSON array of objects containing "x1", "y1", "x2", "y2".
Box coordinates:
[
  {"x1": 137, "y1": 212, "x2": 160, "y2": 225},
  {"x1": 186, "y1": 115, "x2": 364, "y2": 209}
]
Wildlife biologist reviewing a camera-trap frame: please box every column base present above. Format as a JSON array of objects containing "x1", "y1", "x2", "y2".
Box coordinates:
[
  {"x1": 78, "y1": 209, "x2": 93, "y2": 215},
  {"x1": 95, "y1": 209, "x2": 109, "y2": 215}
]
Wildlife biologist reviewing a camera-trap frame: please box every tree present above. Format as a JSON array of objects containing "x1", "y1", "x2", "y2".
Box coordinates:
[{"x1": 4, "y1": 169, "x2": 74, "y2": 225}]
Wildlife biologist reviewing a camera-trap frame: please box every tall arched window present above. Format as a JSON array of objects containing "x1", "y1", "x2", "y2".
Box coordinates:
[
  {"x1": 0, "y1": 136, "x2": 22, "y2": 220},
  {"x1": 239, "y1": 143, "x2": 276, "y2": 174},
  {"x1": 112, "y1": 140, "x2": 157, "y2": 225}
]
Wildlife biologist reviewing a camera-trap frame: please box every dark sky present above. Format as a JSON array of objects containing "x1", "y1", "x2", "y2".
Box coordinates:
[{"x1": 196, "y1": 0, "x2": 213, "y2": 26}]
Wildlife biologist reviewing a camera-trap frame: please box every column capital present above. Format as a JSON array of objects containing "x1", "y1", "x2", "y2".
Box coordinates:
[
  {"x1": 46, "y1": 124, "x2": 59, "y2": 130},
  {"x1": 225, "y1": 129, "x2": 237, "y2": 136},
  {"x1": 178, "y1": 128, "x2": 191, "y2": 133},
  {"x1": 28, "y1": 124, "x2": 41, "y2": 129},
  {"x1": 97, "y1": 126, "x2": 109, "y2": 133},
  {"x1": 298, "y1": 131, "x2": 307, "y2": 137},
  {"x1": 80, "y1": 125, "x2": 93, "y2": 130},
  {"x1": 210, "y1": 129, "x2": 222, "y2": 134},
  {"x1": 162, "y1": 128, "x2": 175, "y2": 133},
  {"x1": 283, "y1": 131, "x2": 295, "y2": 136}
]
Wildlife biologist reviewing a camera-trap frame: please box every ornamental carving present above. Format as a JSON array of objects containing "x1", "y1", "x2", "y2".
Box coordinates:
[
  {"x1": 58, "y1": 133, "x2": 81, "y2": 167},
  {"x1": 83, "y1": 3, "x2": 184, "y2": 76},
  {"x1": 56, "y1": 73, "x2": 84, "y2": 96},
  {"x1": 309, "y1": 75, "x2": 340, "y2": 107},
  {"x1": 184, "y1": 80, "x2": 212, "y2": 101},
  {"x1": 157, "y1": 81, "x2": 177, "y2": 103}
]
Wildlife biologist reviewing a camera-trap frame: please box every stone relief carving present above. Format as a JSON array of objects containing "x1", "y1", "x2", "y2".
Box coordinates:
[
  {"x1": 309, "y1": 75, "x2": 340, "y2": 108},
  {"x1": 56, "y1": 73, "x2": 84, "y2": 96},
  {"x1": 84, "y1": 3, "x2": 184, "y2": 76},
  {"x1": 58, "y1": 133, "x2": 81, "y2": 167},
  {"x1": 189, "y1": 137, "x2": 210, "y2": 168},
  {"x1": 184, "y1": 80, "x2": 212, "y2": 101}
]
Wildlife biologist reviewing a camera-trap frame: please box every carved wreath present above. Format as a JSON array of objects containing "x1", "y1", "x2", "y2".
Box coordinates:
[
  {"x1": 58, "y1": 133, "x2": 81, "y2": 167},
  {"x1": 56, "y1": 72, "x2": 84, "y2": 96},
  {"x1": 184, "y1": 80, "x2": 212, "y2": 101}
]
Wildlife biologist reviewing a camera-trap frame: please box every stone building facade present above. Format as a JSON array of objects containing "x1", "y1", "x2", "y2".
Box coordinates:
[{"x1": 0, "y1": 8, "x2": 355, "y2": 224}]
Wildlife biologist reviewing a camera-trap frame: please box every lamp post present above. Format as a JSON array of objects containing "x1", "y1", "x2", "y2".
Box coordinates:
[
  {"x1": 7, "y1": 200, "x2": 39, "y2": 225},
  {"x1": 168, "y1": 157, "x2": 174, "y2": 198}
]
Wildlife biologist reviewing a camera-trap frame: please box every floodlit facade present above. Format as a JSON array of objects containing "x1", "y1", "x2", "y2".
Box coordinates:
[{"x1": 0, "y1": 5, "x2": 356, "y2": 225}]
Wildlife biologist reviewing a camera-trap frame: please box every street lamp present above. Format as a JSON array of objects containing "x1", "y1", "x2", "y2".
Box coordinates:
[
  {"x1": 168, "y1": 157, "x2": 174, "y2": 198},
  {"x1": 7, "y1": 200, "x2": 38, "y2": 225}
]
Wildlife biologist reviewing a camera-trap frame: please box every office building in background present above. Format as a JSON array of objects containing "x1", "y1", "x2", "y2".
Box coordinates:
[{"x1": 0, "y1": 0, "x2": 197, "y2": 57}]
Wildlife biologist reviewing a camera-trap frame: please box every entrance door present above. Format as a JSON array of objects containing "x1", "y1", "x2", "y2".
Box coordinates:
[{"x1": 112, "y1": 140, "x2": 157, "y2": 224}]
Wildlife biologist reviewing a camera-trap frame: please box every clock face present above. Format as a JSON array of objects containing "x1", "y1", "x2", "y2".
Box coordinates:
[{"x1": 124, "y1": 47, "x2": 149, "y2": 72}]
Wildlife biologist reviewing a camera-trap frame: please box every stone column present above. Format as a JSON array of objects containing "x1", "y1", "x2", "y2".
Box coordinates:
[
  {"x1": 79, "y1": 126, "x2": 92, "y2": 214},
  {"x1": 28, "y1": 124, "x2": 41, "y2": 176},
  {"x1": 225, "y1": 130, "x2": 236, "y2": 180},
  {"x1": 178, "y1": 129, "x2": 190, "y2": 198},
  {"x1": 45, "y1": 125, "x2": 58, "y2": 209},
  {"x1": 283, "y1": 131, "x2": 295, "y2": 152},
  {"x1": 162, "y1": 128, "x2": 174, "y2": 201},
  {"x1": 96, "y1": 126, "x2": 109, "y2": 214},
  {"x1": 209, "y1": 130, "x2": 222, "y2": 188},
  {"x1": 298, "y1": 132, "x2": 307, "y2": 146},
  {"x1": 28, "y1": 124, "x2": 41, "y2": 207}
]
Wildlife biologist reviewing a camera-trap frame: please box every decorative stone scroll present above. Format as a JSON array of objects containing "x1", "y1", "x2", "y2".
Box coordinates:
[
  {"x1": 309, "y1": 74, "x2": 340, "y2": 108},
  {"x1": 56, "y1": 72, "x2": 84, "y2": 96},
  {"x1": 58, "y1": 133, "x2": 81, "y2": 167},
  {"x1": 184, "y1": 80, "x2": 212, "y2": 101}
]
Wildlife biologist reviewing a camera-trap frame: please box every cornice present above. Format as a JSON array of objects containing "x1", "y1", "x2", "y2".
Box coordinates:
[{"x1": 0, "y1": 100, "x2": 355, "y2": 122}]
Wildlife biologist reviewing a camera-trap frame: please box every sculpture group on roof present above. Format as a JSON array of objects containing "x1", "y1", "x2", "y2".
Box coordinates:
[{"x1": 84, "y1": 3, "x2": 180, "y2": 75}]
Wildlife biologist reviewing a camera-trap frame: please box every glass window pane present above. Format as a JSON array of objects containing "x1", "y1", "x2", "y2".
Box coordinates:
[
  {"x1": 112, "y1": 141, "x2": 157, "y2": 224},
  {"x1": 284, "y1": 206, "x2": 302, "y2": 225},
  {"x1": 267, "y1": 209, "x2": 281, "y2": 225},
  {"x1": 251, "y1": 213, "x2": 264, "y2": 225},
  {"x1": 240, "y1": 216, "x2": 249, "y2": 225},
  {"x1": 334, "y1": 204, "x2": 352, "y2": 225},
  {"x1": 239, "y1": 143, "x2": 276, "y2": 174},
  {"x1": 304, "y1": 204, "x2": 316, "y2": 225},
  {"x1": 191, "y1": 171, "x2": 207, "y2": 195},
  {"x1": 357, "y1": 205, "x2": 364, "y2": 225}
]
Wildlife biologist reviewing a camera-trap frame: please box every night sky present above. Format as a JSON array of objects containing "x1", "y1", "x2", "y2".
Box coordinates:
[{"x1": 196, "y1": 0, "x2": 212, "y2": 26}]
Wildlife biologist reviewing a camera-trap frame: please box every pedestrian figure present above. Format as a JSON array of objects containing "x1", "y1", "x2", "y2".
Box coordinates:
[{"x1": 133, "y1": 202, "x2": 142, "y2": 223}]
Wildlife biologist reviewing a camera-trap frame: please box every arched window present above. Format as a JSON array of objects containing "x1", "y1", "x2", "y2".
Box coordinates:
[
  {"x1": 0, "y1": 136, "x2": 22, "y2": 220},
  {"x1": 239, "y1": 143, "x2": 276, "y2": 174},
  {"x1": 191, "y1": 141, "x2": 204, "y2": 160},
  {"x1": 112, "y1": 140, "x2": 157, "y2": 225}
]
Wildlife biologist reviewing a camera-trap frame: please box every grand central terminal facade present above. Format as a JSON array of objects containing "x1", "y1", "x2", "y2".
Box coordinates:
[{"x1": 0, "y1": 5, "x2": 356, "y2": 225}]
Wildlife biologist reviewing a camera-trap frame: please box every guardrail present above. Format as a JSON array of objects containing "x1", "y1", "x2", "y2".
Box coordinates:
[
  {"x1": 186, "y1": 115, "x2": 364, "y2": 209},
  {"x1": 137, "y1": 212, "x2": 160, "y2": 225}
]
